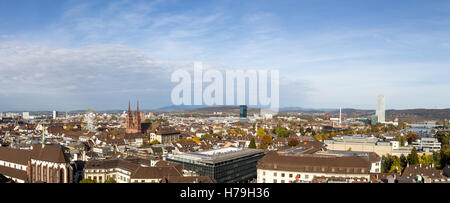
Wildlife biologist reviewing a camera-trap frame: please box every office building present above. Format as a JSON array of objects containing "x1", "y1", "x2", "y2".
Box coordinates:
[
  {"x1": 376, "y1": 94, "x2": 385, "y2": 123},
  {"x1": 240, "y1": 105, "x2": 247, "y2": 118},
  {"x1": 52, "y1": 110, "x2": 58, "y2": 120},
  {"x1": 166, "y1": 147, "x2": 265, "y2": 183}
]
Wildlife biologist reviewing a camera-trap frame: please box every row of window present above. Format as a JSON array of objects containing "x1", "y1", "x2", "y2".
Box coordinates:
[
  {"x1": 133, "y1": 179, "x2": 158, "y2": 183},
  {"x1": 87, "y1": 173, "x2": 129, "y2": 182},
  {"x1": 0, "y1": 161, "x2": 25, "y2": 171},
  {"x1": 266, "y1": 167, "x2": 366, "y2": 176}
]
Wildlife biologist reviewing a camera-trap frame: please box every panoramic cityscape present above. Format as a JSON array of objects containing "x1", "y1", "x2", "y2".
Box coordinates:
[{"x1": 1, "y1": 0, "x2": 450, "y2": 189}]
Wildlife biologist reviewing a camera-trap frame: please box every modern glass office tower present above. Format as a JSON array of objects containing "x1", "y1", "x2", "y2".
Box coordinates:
[
  {"x1": 376, "y1": 94, "x2": 385, "y2": 123},
  {"x1": 240, "y1": 105, "x2": 247, "y2": 118},
  {"x1": 166, "y1": 147, "x2": 265, "y2": 183}
]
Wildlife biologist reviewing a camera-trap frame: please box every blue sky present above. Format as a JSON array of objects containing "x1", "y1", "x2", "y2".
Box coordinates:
[{"x1": 1, "y1": 0, "x2": 450, "y2": 111}]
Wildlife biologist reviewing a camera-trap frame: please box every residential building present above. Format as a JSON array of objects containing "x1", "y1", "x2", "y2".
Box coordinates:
[
  {"x1": 257, "y1": 151, "x2": 378, "y2": 183},
  {"x1": 83, "y1": 159, "x2": 183, "y2": 183}
]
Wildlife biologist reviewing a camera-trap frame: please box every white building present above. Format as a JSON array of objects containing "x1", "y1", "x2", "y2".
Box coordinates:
[
  {"x1": 376, "y1": 94, "x2": 386, "y2": 123},
  {"x1": 412, "y1": 137, "x2": 441, "y2": 152},
  {"x1": 22, "y1": 112, "x2": 30, "y2": 120},
  {"x1": 257, "y1": 152, "x2": 380, "y2": 183}
]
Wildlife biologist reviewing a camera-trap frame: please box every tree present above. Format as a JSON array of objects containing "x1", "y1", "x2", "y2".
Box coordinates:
[
  {"x1": 192, "y1": 137, "x2": 200, "y2": 144},
  {"x1": 420, "y1": 154, "x2": 433, "y2": 166},
  {"x1": 288, "y1": 139, "x2": 299, "y2": 147},
  {"x1": 397, "y1": 135, "x2": 406, "y2": 147},
  {"x1": 389, "y1": 156, "x2": 403, "y2": 174},
  {"x1": 432, "y1": 151, "x2": 442, "y2": 169},
  {"x1": 79, "y1": 178, "x2": 96, "y2": 183},
  {"x1": 258, "y1": 135, "x2": 272, "y2": 150},
  {"x1": 406, "y1": 132, "x2": 419, "y2": 144},
  {"x1": 150, "y1": 140, "x2": 160, "y2": 145},
  {"x1": 248, "y1": 138, "x2": 256, "y2": 149},
  {"x1": 257, "y1": 128, "x2": 267, "y2": 137},
  {"x1": 274, "y1": 127, "x2": 290, "y2": 138},
  {"x1": 104, "y1": 177, "x2": 117, "y2": 183},
  {"x1": 64, "y1": 125, "x2": 73, "y2": 131},
  {"x1": 400, "y1": 154, "x2": 408, "y2": 168},
  {"x1": 382, "y1": 155, "x2": 393, "y2": 173},
  {"x1": 407, "y1": 147, "x2": 420, "y2": 165}
]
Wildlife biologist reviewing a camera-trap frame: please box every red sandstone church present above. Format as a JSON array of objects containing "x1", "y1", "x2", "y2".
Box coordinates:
[
  {"x1": 126, "y1": 101, "x2": 145, "y2": 134},
  {"x1": 0, "y1": 144, "x2": 73, "y2": 183}
]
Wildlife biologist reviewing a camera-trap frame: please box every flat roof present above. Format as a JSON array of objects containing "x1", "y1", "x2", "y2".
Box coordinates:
[{"x1": 168, "y1": 147, "x2": 264, "y2": 164}]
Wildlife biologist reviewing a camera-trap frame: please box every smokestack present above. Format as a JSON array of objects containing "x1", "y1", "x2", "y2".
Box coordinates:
[{"x1": 339, "y1": 108, "x2": 342, "y2": 124}]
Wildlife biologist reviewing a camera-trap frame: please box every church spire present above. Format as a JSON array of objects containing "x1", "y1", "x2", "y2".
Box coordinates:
[{"x1": 136, "y1": 100, "x2": 139, "y2": 113}]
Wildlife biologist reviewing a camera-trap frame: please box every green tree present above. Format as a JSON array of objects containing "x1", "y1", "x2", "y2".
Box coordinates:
[
  {"x1": 432, "y1": 151, "x2": 441, "y2": 168},
  {"x1": 382, "y1": 155, "x2": 393, "y2": 173},
  {"x1": 103, "y1": 177, "x2": 117, "y2": 183},
  {"x1": 400, "y1": 154, "x2": 408, "y2": 168},
  {"x1": 248, "y1": 138, "x2": 257, "y2": 149},
  {"x1": 407, "y1": 147, "x2": 420, "y2": 165},
  {"x1": 389, "y1": 156, "x2": 403, "y2": 173},
  {"x1": 274, "y1": 127, "x2": 290, "y2": 138},
  {"x1": 79, "y1": 178, "x2": 97, "y2": 183}
]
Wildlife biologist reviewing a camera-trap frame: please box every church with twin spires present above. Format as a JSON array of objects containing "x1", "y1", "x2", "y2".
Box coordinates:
[{"x1": 126, "y1": 101, "x2": 144, "y2": 134}]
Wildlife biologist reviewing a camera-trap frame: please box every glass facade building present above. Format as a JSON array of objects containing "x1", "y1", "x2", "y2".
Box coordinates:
[
  {"x1": 166, "y1": 147, "x2": 265, "y2": 183},
  {"x1": 240, "y1": 105, "x2": 247, "y2": 118}
]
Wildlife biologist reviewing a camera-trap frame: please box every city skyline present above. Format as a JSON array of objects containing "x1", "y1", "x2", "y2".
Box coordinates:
[{"x1": 1, "y1": 0, "x2": 450, "y2": 111}]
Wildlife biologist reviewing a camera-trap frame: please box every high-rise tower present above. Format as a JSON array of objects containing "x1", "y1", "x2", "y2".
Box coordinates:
[{"x1": 376, "y1": 94, "x2": 386, "y2": 123}]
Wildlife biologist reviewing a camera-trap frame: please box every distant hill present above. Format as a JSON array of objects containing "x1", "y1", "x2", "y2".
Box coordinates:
[
  {"x1": 160, "y1": 105, "x2": 260, "y2": 115},
  {"x1": 386, "y1": 109, "x2": 450, "y2": 121}
]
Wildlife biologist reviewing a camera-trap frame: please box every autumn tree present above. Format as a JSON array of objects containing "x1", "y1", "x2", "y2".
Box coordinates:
[
  {"x1": 258, "y1": 135, "x2": 272, "y2": 150},
  {"x1": 406, "y1": 132, "x2": 419, "y2": 144},
  {"x1": 248, "y1": 138, "x2": 256, "y2": 149},
  {"x1": 288, "y1": 139, "x2": 299, "y2": 147},
  {"x1": 407, "y1": 147, "x2": 420, "y2": 165}
]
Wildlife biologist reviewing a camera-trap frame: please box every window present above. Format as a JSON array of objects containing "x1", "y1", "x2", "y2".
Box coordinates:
[
  {"x1": 262, "y1": 178, "x2": 266, "y2": 183},
  {"x1": 273, "y1": 179, "x2": 277, "y2": 183},
  {"x1": 281, "y1": 180, "x2": 285, "y2": 183},
  {"x1": 305, "y1": 175, "x2": 309, "y2": 179},
  {"x1": 274, "y1": 172, "x2": 277, "y2": 177},
  {"x1": 289, "y1": 174, "x2": 293, "y2": 178},
  {"x1": 263, "y1": 171, "x2": 265, "y2": 176},
  {"x1": 281, "y1": 173, "x2": 285, "y2": 177}
]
